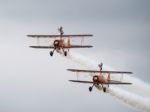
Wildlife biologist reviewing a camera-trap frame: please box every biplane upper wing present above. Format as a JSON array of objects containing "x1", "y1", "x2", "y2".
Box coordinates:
[
  {"x1": 63, "y1": 45, "x2": 93, "y2": 48},
  {"x1": 67, "y1": 69, "x2": 133, "y2": 74},
  {"x1": 69, "y1": 80, "x2": 132, "y2": 85},
  {"x1": 27, "y1": 34, "x2": 93, "y2": 38},
  {"x1": 29, "y1": 46, "x2": 54, "y2": 49}
]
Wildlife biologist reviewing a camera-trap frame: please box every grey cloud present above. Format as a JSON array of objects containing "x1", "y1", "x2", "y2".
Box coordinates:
[
  {"x1": 0, "y1": 0, "x2": 149, "y2": 112},
  {"x1": 0, "y1": 0, "x2": 150, "y2": 23}
]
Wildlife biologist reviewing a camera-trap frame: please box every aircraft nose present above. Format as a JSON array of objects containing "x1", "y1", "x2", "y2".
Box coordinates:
[
  {"x1": 53, "y1": 40, "x2": 59, "y2": 46},
  {"x1": 93, "y1": 76, "x2": 98, "y2": 82}
]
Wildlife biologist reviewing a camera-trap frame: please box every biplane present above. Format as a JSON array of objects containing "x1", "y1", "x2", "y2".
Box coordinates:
[
  {"x1": 67, "y1": 63, "x2": 132, "y2": 92},
  {"x1": 27, "y1": 27, "x2": 93, "y2": 56}
]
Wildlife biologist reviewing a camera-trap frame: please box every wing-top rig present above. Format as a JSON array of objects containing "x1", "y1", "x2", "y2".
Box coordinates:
[
  {"x1": 27, "y1": 27, "x2": 93, "y2": 56},
  {"x1": 67, "y1": 62, "x2": 133, "y2": 92}
]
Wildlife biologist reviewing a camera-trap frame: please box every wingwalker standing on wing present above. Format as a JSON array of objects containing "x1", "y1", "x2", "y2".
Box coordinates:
[
  {"x1": 27, "y1": 27, "x2": 93, "y2": 56},
  {"x1": 67, "y1": 62, "x2": 132, "y2": 92}
]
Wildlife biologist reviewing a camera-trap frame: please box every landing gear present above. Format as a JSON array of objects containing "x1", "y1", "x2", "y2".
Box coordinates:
[
  {"x1": 50, "y1": 48, "x2": 56, "y2": 57},
  {"x1": 103, "y1": 87, "x2": 106, "y2": 92},
  {"x1": 64, "y1": 51, "x2": 67, "y2": 56},
  {"x1": 89, "y1": 86, "x2": 93, "y2": 92},
  {"x1": 89, "y1": 84, "x2": 94, "y2": 92},
  {"x1": 62, "y1": 48, "x2": 67, "y2": 56},
  {"x1": 101, "y1": 84, "x2": 106, "y2": 92},
  {"x1": 50, "y1": 51, "x2": 53, "y2": 56}
]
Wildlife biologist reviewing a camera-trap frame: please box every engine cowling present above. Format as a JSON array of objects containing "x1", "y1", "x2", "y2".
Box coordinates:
[
  {"x1": 93, "y1": 75, "x2": 99, "y2": 82},
  {"x1": 53, "y1": 40, "x2": 60, "y2": 47}
]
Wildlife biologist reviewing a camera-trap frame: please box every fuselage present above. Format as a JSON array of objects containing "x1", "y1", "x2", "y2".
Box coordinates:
[
  {"x1": 53, "y1": 39, "x2": 70, "y2": 48},
  {"x1": 93, "y1": 74, "x2": 109, "y2": 84}
]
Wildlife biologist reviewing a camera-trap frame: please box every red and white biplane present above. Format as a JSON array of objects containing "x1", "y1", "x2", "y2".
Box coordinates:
[
  {"x1": 67, "y1": 63, "x2": 132, "y2": 92},
  {"x1": 27, "y1": 27, "x2": 93, "y2": 56}
]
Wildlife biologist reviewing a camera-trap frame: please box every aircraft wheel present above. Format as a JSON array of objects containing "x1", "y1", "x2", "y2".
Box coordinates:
[
  {"x1": 89, "y1": 86, "x2": 92, "y2": 92},
  {"x1": 64, "y1": 51, "x2": 67, "y2": 56},
  {"x1": 103, "y1": 87, "x2": 106, "y2": 92},
  {"x1": 50, "y1": 51, "x2": 53, "y2": 56}
]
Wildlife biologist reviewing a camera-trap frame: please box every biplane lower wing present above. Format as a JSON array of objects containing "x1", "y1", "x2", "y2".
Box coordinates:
[
  {"x1": 69, "y1": 80, "x2": 93, "y2": 84},
  {"x1": 69, "y1": 80, "x2": 132, "y2": 85},
  {"x1": 108, "y1": 80, "x2": 132, "y2": 84},
  {"x1": 29, "y1": 46, "x2": 54, "y2": 49},
  {"x1": 67, "y1": 69, "x2": 132, "y2": 74}
]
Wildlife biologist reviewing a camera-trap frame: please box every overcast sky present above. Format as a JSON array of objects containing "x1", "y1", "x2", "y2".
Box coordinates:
[{"x1": 0, "y1": 0, "x2": 150, "y2": 112}]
